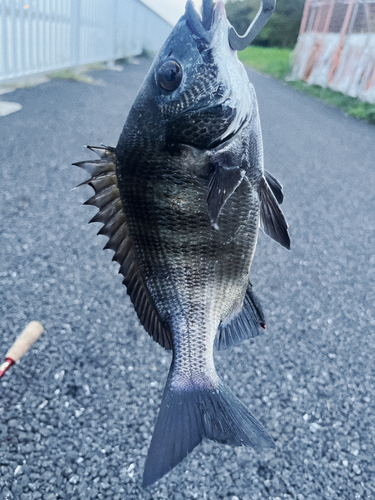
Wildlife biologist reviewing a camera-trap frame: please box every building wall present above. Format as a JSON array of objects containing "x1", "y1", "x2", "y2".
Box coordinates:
[
  {"x1": 0, "y1": 0, "x2": 173, "y2": 84},
  {"x1": 291, "y1": 0, "x2": 375, "y2": 104}
]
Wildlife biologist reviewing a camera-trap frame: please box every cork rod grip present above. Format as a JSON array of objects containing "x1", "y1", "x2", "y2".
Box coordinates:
[{"x1": 5, "y1": 321, "x2": 44, "y2": 362}]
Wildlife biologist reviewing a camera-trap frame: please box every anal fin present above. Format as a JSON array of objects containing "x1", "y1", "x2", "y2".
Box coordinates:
[{"x1": 215, "y1": 284, "x2": 266, "y2": 351}]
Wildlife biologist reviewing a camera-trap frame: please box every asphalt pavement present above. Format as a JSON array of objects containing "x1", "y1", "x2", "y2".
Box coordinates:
[{"x1": 0, "y1": 57, "x2": 375, "y2": 500}]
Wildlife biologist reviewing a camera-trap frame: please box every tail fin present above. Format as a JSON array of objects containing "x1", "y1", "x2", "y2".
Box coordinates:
[{"x1": 142, "y1": 376, "x2": 274, "y2": 488}]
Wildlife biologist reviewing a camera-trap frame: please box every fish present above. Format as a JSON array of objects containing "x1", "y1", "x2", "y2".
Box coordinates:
[{"x1": 74, "y1": 0, "x2": 290, "y2": 488}]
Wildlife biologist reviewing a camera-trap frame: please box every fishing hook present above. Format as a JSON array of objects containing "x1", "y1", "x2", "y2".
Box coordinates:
[
  {"x1": 202, "y1": 0, "x2": 214, "y2": 31},
  {"x1": 228, "y1": 0, "x2": 277, "y2": 51}
]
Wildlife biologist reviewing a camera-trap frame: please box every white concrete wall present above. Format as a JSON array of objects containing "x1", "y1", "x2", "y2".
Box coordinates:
[
  {"x1": 291, "y1": 32, "x2": 375, "y2": 104},
  {"x1": 0, "y1": 0, "x2": 173, "y2": 84}
]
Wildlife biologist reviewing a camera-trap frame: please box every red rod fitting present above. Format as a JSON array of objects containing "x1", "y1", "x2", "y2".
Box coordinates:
[{"x1": 0, "y1": 358, "x2": 15, "y2": 379}]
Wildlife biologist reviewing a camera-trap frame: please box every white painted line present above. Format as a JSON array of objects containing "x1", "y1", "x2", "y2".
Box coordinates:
[
  {"x1": 0, "y1": 87, "x2": 16, "y2": 96},
  {"x1": 0, "y1": 101, "x2": 22, "y2": 117}
]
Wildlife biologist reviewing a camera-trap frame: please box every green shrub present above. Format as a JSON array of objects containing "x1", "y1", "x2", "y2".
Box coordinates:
[
  {"x1": 238, "y1": 46, "x2": 375, "y2": 125},
  {"x1": 226, "y1": 0, "x2": 305, "y2": 48}
]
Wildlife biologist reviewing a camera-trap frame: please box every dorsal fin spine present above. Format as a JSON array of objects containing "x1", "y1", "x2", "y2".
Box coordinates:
[
  {"x1": 87, "y1": 173, "x2": 117, "y2": 193},
  {"x1": 89, "y1": 199, "x2": 121, "y2": 224},
  {"x1": 143, "y1": 306, "x2": 152, "y2": 331},
  {"x1": 151, "y1": 315, "x2": 159, "y2": 343},
  {"x1": 86, "y1": 185, "x2": 119, "y2": 209},
  {"x1": 75, "y1": 145, "x2": 173, "y2": 350},
  {"x1": 133, "y1": 282, "x2": 144, "y2": 310},
  {"x1": 113, "y1": 237, "x2": 131, "y2": 265},
  {"x1": 98, "y1": 211, "x2": 126, "y2": 238},
  {"x1": 119, "y1": 249, "x2": 135, "y2": 276},
  {"x1": 126, "y1": 271, "x2": 139, "y2": 295},
  {"x1": 103, "y1": 222, "x2": 127, "y2": 251}
]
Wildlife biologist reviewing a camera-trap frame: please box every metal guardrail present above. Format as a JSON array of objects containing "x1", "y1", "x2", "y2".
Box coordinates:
[
  {"x1": 300, "y1": 0, "x2": 375, "y2": 35},
  {"x1": 0, "y1": 0, "x2": 172, "y2": 84}
]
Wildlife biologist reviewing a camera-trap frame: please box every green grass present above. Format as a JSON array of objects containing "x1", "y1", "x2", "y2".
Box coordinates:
[
  {"x1": 239, "y1": 46, "x2": 375, "y2": 125},
  {"x1": 49, "y1": 69, "x2": 94, "y2": 83},
  {"x1": 49, "y1": 64, "x2": 106, "y2": 84},
  {"x1": 239, "y1": 46, "x2": 293, "y2": 79},
  {"x1": 288, "y1": 80, "x2": 375, "y2": 124}
]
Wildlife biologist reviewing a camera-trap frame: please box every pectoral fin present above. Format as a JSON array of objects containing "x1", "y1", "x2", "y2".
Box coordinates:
[
  {"x1": 264, "y1": 169, "x2": 284, "y2": 204},
  {"x1": 207, "y1": 164, "x2": 245, "y2": 229},
  {"x1": 260, "y1": 176, "x2": 290, "y2": 249}
]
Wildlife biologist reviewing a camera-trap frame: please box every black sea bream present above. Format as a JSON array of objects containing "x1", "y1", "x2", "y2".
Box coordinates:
[{"x1": 75, "y1": 0, "x2": 290, "y2": 488}]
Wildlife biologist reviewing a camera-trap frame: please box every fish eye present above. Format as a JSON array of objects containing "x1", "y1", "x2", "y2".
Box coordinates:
[{"x1": 157, "y1": 60, "x2": 182, "y2": 92}]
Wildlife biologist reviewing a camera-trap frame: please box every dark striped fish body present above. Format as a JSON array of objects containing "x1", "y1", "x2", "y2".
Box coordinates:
[
  {"x1": 119, "y1": 134, "x2": 257, "y2": 374},
  {"x1": 75, "y1": 0, "x2": 290, "y2": 488}
]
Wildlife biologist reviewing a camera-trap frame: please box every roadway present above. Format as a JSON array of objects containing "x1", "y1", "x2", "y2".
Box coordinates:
[{"x1": 0, "y1": 58, "x2": 374, "y2": 500}]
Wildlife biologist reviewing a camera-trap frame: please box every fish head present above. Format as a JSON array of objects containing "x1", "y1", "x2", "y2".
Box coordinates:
[{"x1": 126, "y1": 0, "x2": 253, "y2": 151}]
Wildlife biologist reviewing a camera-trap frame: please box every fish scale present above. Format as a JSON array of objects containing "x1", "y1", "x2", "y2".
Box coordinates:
[
  {"x1": 121, "y1": 142, "x2": 253, "y2": 381},
  {"x1": 75, "y1": 0, "x2": 290, "y2": 488},
  {"x1": 128, "y1": 157, "x2": 256, "y2": 388}
]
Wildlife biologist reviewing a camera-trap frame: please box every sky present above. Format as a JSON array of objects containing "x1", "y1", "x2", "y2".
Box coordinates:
[{"x1": 141, "y1": 0, "x2": 203, "y2": 26}]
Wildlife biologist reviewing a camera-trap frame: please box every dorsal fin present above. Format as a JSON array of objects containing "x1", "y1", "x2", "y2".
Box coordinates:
[
  {"x1": 215, "y1": 284, "x2": 266, "y2": 351},
  {"x1": 73, "y1": 146, "x2": 172, "y2": 350}
]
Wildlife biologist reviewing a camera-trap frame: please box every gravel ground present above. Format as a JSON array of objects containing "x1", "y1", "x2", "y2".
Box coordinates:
[{"x1": 0, "y1": 57, "x2": 375, "y2": 500}]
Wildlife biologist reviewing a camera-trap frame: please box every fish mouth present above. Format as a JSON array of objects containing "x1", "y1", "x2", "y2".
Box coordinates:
[
  {"x1": 170, "y1": 1, "x2": 249, "y2": 150},
  {"x1": 185, "y1": 0, "x2": 227, "y2": 46}
]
